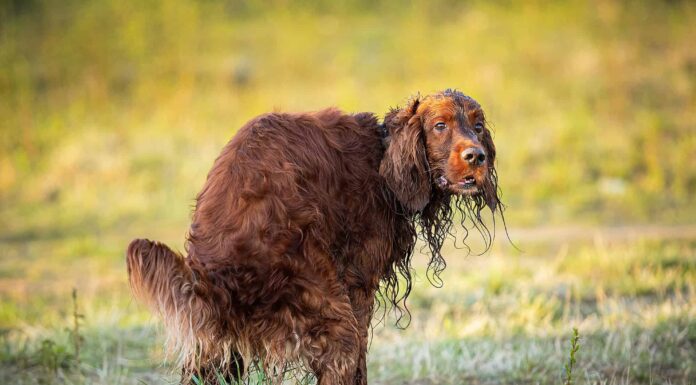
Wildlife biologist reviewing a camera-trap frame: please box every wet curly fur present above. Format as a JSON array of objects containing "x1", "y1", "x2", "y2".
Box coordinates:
[{"x1": 126, "y1": 89, "x2": 502, "y2": 384}]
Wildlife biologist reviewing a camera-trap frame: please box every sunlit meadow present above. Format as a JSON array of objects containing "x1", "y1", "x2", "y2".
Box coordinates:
[{"x1": 1, "y1": 1, "x2": 694, "y2": 384}]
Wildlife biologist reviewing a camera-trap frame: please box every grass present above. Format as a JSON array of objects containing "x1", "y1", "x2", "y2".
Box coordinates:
[
  {"x1": 1, "y1": 0, "x2": 695, "y2": 384},
  {"x1": 563, "y1": 328, "x2": 580, "y2": 385},
  {"x1": 1, "y1": 235, "x2": 694, "y2": 384}
]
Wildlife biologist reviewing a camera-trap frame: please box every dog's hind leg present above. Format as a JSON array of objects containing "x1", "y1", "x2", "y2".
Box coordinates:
[
  {"x1": 308, "y1": 320, "x2": 360, "y2": 384},
  {"x1": 181, "y1": 350, "x2": 245, "y2": 385},
  {"x1": 301, "y1": 289, "x2": 360, "y2": 385}
]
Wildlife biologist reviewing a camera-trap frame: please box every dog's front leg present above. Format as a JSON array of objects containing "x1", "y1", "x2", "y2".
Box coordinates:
[{"x1": 348, "y1": 285, "x2": 377, "y2": 385}]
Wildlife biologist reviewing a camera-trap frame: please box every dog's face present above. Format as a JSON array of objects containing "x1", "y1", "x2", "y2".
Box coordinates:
[
  {"x1": 418, "y1": 91, "x2": 495, "y2": 197},
  {"x1": 380, "y1": 89, "x2": 499, "y2": 212}
]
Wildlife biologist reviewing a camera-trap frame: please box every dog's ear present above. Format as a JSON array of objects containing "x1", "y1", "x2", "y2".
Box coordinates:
[{"x1": 379, "y1": 96, "x2": 432, "y2": 212}]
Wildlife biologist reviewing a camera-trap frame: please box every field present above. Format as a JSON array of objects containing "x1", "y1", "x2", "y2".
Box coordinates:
[
  {"x1": 2, "y1": 230, "x2": 695, "y2": 384},
  {"x1": 1, "y1": 1, "x2": 695, "y2": 384}
]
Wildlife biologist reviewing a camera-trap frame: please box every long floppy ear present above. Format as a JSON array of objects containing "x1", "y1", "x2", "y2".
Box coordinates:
[{"x1": 379, "y1": 96, "x2": 432, "y2": 211}]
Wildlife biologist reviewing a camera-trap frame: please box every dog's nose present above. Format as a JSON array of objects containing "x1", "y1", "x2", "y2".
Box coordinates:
[{"x1": 461, "y1": 147, "x2": 486, "y2": 166}]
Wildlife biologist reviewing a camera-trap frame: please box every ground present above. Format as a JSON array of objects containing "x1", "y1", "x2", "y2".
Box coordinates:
[{"x1": 1, "y1": 225, "x2": 694, "y2": 384}]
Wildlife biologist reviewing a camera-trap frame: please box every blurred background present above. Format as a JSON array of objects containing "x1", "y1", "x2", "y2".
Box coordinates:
[{"x1": 0, "y1": 1, "x2": 694, "y2": 384}]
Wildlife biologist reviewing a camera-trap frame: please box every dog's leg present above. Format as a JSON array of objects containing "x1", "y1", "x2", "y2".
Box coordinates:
[
  {"x1": 302, "y1": 288, "x2": 360, "y2": 385},
  {"x1": 348, "y1": 286, "x2": 375, "y2": 385},
  {"x1": 343, "y1": 238, "x2": 383, "y2": 385},
  {"x1": 310, "y1": 317, "x2": 360, "y2": 385}
]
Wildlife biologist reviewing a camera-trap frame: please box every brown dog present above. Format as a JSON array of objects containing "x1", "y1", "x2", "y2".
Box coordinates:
[{"x1": 126, "y1": 89, "x2": 501, "y2": 384}]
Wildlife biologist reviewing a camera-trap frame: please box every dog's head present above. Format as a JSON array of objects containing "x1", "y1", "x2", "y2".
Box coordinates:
[{"x1": 380, "y1": 89, "x2": 499, "y2": 213}]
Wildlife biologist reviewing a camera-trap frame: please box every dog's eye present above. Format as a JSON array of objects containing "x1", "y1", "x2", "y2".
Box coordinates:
[
  {"x1": 474, "y1": 122, "x2": 484, "y2": 134},
  {"x1": 434, "y1": 122, "x2": 447, "y2": 131}
]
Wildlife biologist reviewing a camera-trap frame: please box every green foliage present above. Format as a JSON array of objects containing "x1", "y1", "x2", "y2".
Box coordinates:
[
  {"x1": 1, "y1": 0, "x2": 695, "y2": 233},
  {"x1": 0, "y1": 290, "x2": 85, "y2": 383},
  {"x1": 37, "y1": 338, "x2": 71, "y2": 375},
  {"x1": 69, "y1": 288, "x2": 84, "y2": 367},
  {"x1": 563, "y1": 327, "x2": 580, "y2": 385}
]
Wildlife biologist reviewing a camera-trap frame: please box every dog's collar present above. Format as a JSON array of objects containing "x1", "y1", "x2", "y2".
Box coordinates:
[{"x1": 378, "y1": 123, "x2": 389, "y2": 148}]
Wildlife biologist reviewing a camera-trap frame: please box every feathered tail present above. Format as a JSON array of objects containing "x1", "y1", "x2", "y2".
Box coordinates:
[
  {"x1": 126, "y1": 239, "x2": 195, "y2": 314},
  {"x1": 126, "y1": 238, "x2": 230, "y2": 377}
]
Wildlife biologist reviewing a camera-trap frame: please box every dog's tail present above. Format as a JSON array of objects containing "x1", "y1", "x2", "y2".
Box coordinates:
[
  {"x1": 126, "y1": 238, "x2": 193, "y2": 309},
  {"x1": 126, "y1": 238, "x2": 220, "y2": 366}
]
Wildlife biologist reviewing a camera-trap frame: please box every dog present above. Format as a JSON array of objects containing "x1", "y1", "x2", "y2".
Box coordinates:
[{"x1": 126, "y1": 89, "x2": 501, "y2": 384}]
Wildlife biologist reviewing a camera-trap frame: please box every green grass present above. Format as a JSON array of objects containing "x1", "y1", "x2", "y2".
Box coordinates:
[
  {"x1": 1, "y1": 1, "x2": 695, "y2": 384},
  {"x1": 563, "y1": 327, "x2": 580, "y2": 385},
  {"x1": 1, "y1": 236, "x2": 694, "y2": 384}
]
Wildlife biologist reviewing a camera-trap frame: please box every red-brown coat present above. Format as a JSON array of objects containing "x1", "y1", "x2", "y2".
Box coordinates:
[{"x1": 126, "y1": 89, "x2": 502, "y2": 384}]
